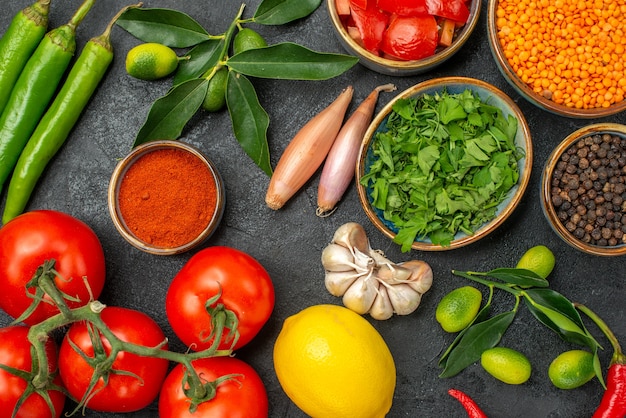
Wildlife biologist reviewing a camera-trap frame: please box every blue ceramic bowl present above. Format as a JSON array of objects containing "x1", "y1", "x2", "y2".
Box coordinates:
[{"x1": 356, "y1": 77, "x2": 533, "y2": 251}]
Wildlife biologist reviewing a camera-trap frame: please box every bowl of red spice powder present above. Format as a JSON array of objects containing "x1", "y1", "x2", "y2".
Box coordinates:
[
  {"x1": 108, "y1": 140, "x2": 225, "y2": 255},
  {"x1": 487, "y1": 0, "x2": 626, "y2": 118}
]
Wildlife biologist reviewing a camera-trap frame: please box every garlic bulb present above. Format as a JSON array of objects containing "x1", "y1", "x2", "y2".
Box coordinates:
[{"x1": 322, "y1": 222, "x2": 434, "y2": 320}]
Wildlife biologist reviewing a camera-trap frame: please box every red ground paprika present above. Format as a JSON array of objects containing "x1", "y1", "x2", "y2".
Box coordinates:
[{"x1": 118, "y1": 147, "x2": 217, "y2": 248}]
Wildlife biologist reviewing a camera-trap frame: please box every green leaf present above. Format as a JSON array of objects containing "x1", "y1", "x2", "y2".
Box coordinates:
[
  {"x1": 484, "y1": 268, "x2": 549, "y2": 288},
  {"x1": 226, "y1": 72, "x2": 272, "y2": 176},
  {"x1": 439, "y1": 310, "x2": 515, "y2": 378},
  {"x1": 254, "y1": 0, "x2": 322, "y2": 25},
  {"x1": 134, "y1": 79, "x2": 209, "y2": 147},
  {"x1": 116, "y1": 8, "x2": 210, "y2": 48},
  {"x1": 173, "y1": 39, "x2": 225, "y2": 85},
  {"x1": 226, "y1": 42, "x2": 358, "y2": 80},
  {"x1": 523, "y1": 288, "x2": 600, "y2": 350}
]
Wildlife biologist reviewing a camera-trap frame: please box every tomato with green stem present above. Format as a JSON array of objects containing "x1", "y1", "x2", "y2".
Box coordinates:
[
  {"x1": 0, "y1": 210, "x2": 106, "y2": 325},
  {"x1": 159, "y1": 356, "x2": 268, "y2": 417},
  {"x1": 165, "y1": 246, "x2": 275, "y2": 352},
  {"x1": 57, "y1": 307, "x2": 169, "y2": 413},
  {"x1": 0, "y1": 326, "x2": 65, "y2": 418}
]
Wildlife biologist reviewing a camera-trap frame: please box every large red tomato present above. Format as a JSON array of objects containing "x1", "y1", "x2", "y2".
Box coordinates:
[
  {"x1": 166, "y1": 246, "x2": 274, "y2": 352},
  {"x1": 0, "y1": 210, "x2": 106, "y2": 325},
  {"x1": 57, "y1": 307, "x2": 169, "y2": 412},
  {"x1": 380, "y1": 15, "x2": 439, "y2": 61},
  {"x1": 0, "y1": 326, "x2": 65, "y2": 418},
  {"x1": 159, "y1": 356, "x2": 268, "y2": 418}
]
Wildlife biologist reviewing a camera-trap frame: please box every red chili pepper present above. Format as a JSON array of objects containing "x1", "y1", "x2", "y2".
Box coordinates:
[
  {"x1": 575, "y1": 304, "x2": 626, "y2": 418},
  {"x1": 448, "y1": 388, "x2": 488, "y2": 418}
]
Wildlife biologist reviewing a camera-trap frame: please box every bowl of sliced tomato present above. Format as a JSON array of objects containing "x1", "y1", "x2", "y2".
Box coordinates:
[{"x1": 327, "y1": 0, "x2": 481, "y2": 76}]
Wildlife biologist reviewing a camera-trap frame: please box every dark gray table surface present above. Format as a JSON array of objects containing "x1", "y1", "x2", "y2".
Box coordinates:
[{"x1": 1, "y1": 0, "x2": 625, "y2": 417}]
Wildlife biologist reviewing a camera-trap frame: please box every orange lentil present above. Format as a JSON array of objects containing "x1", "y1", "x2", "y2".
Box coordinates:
[{"x1": 496, "y1": 0, "x2": 626, "y2": 109}]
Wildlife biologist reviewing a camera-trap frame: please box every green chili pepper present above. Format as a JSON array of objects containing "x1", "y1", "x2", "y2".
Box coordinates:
[
  {"x1": 0, "y1": 0, "x2": 95, "y2": 193},
  {"x1": 2, "y1": 3, "x2": 142, "y2": 224},
  {"x1": 0, "y1": 0, "x2": 51, "y2": 116}
]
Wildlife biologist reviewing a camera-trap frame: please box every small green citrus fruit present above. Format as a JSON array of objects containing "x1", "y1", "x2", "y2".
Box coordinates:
[
  {"x1": 233, "y1": 28, "x2": 267, "y2": 55},
  {"x1": 548, "y1": 350, "x2": 596, "y2": 389},
  {"x1": 435, "y1": 286, "x2": 482, "y2": 333},
  {"x1": 481, "y1": 347, "x2": 532, "y2": 385},
  {"x1": 126, "y1": 43, "x2": 179, "y2": 81},
  {"x1": 202, "y1": 67, "x2": 228, "y2": 112},
  {"x1": 516, "y1": 245, "x2": 556, "y2": 279}
]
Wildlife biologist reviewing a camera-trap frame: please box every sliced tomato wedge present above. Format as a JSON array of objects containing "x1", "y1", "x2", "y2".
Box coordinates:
[
  {"x1": 380, "y1": 15, "x2": 439, "y2": 61},
  {"x1": 350, "y1": 1, "x2": 389, "y2": 54},
  {"x1": 350, "y1": 0, "x2": 368, "y2": 9},
  {"x1": 426, "y1": 0, "x2": 470, "y2": 23},
  {"x1": 377, "y1": 0, "x2": 428, "y2": 16}
]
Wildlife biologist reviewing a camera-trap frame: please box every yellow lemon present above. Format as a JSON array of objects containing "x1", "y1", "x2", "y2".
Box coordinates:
[
  {"x1": 548, "y1": 350, "x2": 596, "y2": 389},
  {"x1": 436, "y1": 286, "x2": 482, "y2": 333},
  {"x1": 273, "y1": 304, "x2": 396, "y2": 418},
  {"x1": 516, "y1": 245, "x2": 556, "y2": 279},
  {"x1": 481, "y1": 347, "x2": 532, "y2": 385},
  {"x1": 126, "y1": 43, "x2": 179, "y2": 81}
]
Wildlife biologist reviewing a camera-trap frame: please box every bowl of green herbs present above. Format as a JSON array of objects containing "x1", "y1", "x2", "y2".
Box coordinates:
[{"x1": 357, "y1": 77, "x2": 532, "y2": 252}]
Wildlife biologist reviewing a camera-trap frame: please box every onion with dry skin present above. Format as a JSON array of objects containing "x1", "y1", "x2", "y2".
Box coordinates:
[
  {"x1": 265, "y1": 86, "x2": 353, "y2": 210},
  {"x1": 321, "y1": 222, "x2": 433, "y2": 319}
]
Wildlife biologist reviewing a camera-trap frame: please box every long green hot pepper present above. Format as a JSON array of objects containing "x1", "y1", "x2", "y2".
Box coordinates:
[
  {"x1": 0, "y1": 0, "x2": 95, "y2": 193},
  {"x1": 0, "y1": 0, "x2": 51, "y2": 116},
  {"x1": 2, "y1": 3, "x2": 142, "y2": 224}
]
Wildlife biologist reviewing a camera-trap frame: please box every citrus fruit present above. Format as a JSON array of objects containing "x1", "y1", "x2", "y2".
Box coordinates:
[
  {"x1": 516, "y1": 245, "x2": 556, "y2": 279},
  {"x1": 233, "y1": 28, "x2": 267, "y2": 55},
  {"x1": 480, "y1": 347, "x2": 532, "y2": 385},
  {"x1": 435, "y1": 286, "x2": 482, "y2": 333},
  {"x1": 126, "y1": 43, "x2": 179, "y2": 81},
  {"x1": 202, "y1": 67, "x2": 228, "y2": 112},
  {"x1": 273, "y1": 304, "x2": 396, "y2": 418},
  {"x1": 548, "y1": 350, "x2": 596, "y2": 389}
]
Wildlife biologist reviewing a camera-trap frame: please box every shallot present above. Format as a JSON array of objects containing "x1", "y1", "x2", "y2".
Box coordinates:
[
  {"x1": 265, "y1": 86, "x2": 353, "y2": 210},
  {"x1": 316, "y1": 84, "x2": 396, "y2": 216},
  {"x1": 321, "y1": 222, "x2": 433, "y2": 319}
]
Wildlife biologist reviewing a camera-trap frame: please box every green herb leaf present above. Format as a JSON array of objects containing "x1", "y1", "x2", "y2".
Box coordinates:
[
  {"x1": 484, "y1": 268, "x2": 549, "y2": 288},
  {"x1": 254, "y1": 0, "x2": 322, "y2": 25},
  {"x1": 173, "y1": 39, "x2": 224, "y2": 85},
  {"x1": 439, "y1": 310, "x2": 515, "y2": 378},
  {"x1": 227, "y1": 42, "x2": 358, "y2": 80},
  {"x1": 116, "y1": 8, "x2": 210, "y2": 48},
  {"x1": 226, "y1": 72, "x2": 272, "y2": 176},
  {"x1": 523, "y1": 288, "x2": 600, "y2": 350},
  {"x1": 134, "y1": 78, "x2": 209, "y2": 147},
  {"x1": 361, "y1": 89, "x2": 522, "y2": 252}
]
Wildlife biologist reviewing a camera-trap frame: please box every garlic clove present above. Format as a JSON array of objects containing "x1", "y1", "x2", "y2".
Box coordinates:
[
  {"x1": 331, "y1": 222, "x2": 371, "y2": 254},
  {"x1": 369, "y1": 285, "x2": 393, "y2": 320},
  {"x1": 400, "y1": 260, "x2": 434, "y2": 294},
  {"x1": 321, "y1": 243, "x2": 356, "y2": 272},
  {"x1": 352, "y1": 247, "x2": 375, "y2": 271},
  {"x1": 376, "y1": 263, "x2": 413, "y2": 284},
  {"x1": 325, "y1": 270, "x2": 362, "y2": 297},
  {"x1": 342, "y1": 274, "x2": 379, "y2": 315},
  {"x1": 368, "y1": 248, "x2": 394, "y2": 266},
  {"x1": 387, "y1": 283, "x2": 422, "y2": 316}
]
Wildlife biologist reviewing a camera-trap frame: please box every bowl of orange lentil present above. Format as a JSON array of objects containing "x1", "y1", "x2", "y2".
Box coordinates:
[{"x1": 487, "y1": 0, "x2": 626, "y2": 118}]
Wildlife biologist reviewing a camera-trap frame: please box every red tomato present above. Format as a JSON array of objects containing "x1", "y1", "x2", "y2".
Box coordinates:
[
  {"x1": 380, "y1": 15, "x2": 439, "y2": 60},
  {"x1": 349, "y1": 0, "x2": 367, "y2": 9},
  {"x1": 58, "y1": 307, "x2": 169, "y2": 412},
  {"x1": 0, "y1": 210, "x2": 105, "y2": 325},
  {"x1": 159, "y1": 356, "x2": 268, "y2": 418},
  {"x1": 0, "y1": 326, "x2": 65, "y2": 418},
  {"x1": 426, "y1": 0, "x2": 470, "y2": 23},
  {"x1": 166, "y1": 246, "x2": 274, "y2": 352},
  {"x1": 377, "y1": 0, "x2": 428, "y2": 16},
  {"x1": 349, "y1": 1, "x2": 389, "y2": 54}
]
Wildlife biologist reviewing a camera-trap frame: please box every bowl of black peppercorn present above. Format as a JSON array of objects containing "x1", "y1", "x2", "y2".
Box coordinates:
[{"x1": 541, "y1": 123, "x2": 626, "y2": 256}]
